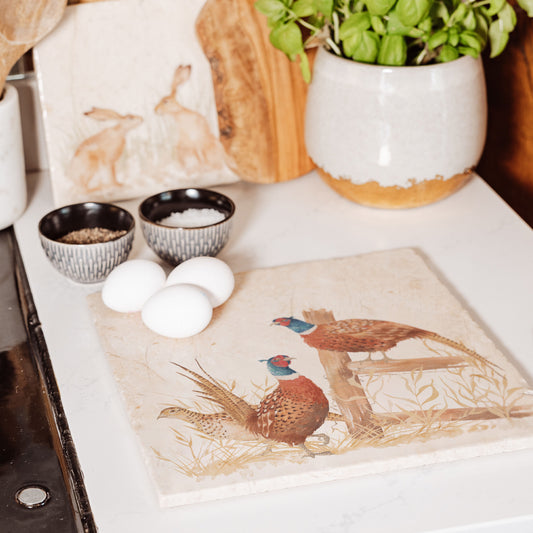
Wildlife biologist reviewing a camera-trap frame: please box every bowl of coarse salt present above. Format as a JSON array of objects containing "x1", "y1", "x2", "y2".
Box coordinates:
[{"x1": 138, "y1": 188, "x2": 235, "y2": 266}]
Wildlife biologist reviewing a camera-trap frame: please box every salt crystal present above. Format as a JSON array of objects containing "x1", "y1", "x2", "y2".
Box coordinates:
[{"x1": 157, "y1": 208, "x2": 226, "y2": 228}]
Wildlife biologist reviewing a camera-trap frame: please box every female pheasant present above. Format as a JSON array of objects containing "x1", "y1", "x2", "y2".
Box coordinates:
[
  {"x1": 158, "y1": 355, "x2": 330, "y2": 455},
  {"x1": 272, "y1": 316, "x2": 502, "y2": 372}
]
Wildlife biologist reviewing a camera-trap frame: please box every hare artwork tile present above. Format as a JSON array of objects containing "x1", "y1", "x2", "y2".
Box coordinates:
[
  {"x1": 33, "y1": 0, "x2": 239, "y2": 206},
  {"x1": 87, "y1": 249, "x2": 533, "y2": 507}
]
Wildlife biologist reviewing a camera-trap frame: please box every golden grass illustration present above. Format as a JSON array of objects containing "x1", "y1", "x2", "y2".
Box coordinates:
[{"x1": 155, "y1": 355, "x2": 533, "y2": 480}]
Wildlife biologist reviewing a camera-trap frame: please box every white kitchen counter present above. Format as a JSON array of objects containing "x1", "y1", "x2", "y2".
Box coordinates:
[{"x1": 14, "y1": 170, "x2": 533, "y2": 532}]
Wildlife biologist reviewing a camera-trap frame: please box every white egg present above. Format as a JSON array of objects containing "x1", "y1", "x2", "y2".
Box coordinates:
[
  {"x1": 102, "y1": 260, "x2": 166, "y2": 313},
  {"x1": 141, "y1": 284, "x2": 212, "y2": 338},
  {"x1": 166, "y1": 257, "x2": 234, "y2": 307}
]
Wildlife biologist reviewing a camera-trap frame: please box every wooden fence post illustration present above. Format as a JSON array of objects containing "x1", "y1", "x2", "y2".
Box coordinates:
[
  {"x1": 302, "y1": 309, "x2": 382, "y2": 437},
  {"x1": 348, "y1": 356, "x2": 467, "y2": 374},
  {"x1": 302, "y1": 309, "x2": 533, "y2": 433}
]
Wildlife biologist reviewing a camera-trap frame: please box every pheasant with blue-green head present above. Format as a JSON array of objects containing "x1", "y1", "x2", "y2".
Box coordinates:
[
  {"x1": 158, "y1": 355, "x2": 330, "y2": 455},
  {"x1": 272, "y1": 316, "x2": 502, "y2": 372}
]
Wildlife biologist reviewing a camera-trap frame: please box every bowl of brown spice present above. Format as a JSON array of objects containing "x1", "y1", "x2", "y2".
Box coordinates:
[{"x1": 38, "y1": 202, "x2": 135, "y2": 283}]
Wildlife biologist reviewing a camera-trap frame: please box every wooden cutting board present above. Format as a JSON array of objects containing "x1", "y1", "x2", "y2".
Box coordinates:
[{"x1": 196, "y1": 0, "x2": 315, "y2": 183}]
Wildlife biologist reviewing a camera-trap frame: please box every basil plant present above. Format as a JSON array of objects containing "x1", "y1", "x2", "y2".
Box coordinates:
[{"x1": 255, "y1": 0, "x2": 533, "y2": 81}]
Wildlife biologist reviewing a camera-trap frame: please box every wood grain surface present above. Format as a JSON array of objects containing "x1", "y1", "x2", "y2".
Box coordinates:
[
  {"x1": 0, "y1": 0, "x2": 66, "y2": 92},
  {"x1": 302, "y1": 309, "x2": 383, "y2": 438},
  {"x1": 196, "y1": 0, "x2": 314, "y2": 183}
]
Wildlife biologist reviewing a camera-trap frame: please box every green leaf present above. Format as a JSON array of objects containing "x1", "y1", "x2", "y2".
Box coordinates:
[
  {"x1": 418, "y1": 16, "x2": 433, "y2": 32},
  {"x1": 489, "y1": 20, "x2": 509, "y2": 57},
  {"x1": 438, "y1": 43, "x2": 460, "y2": 62},
  {"x1": 498, "y1": 3, "x2": 517, "y2": 32},
  {"x1": 407, "y1": 27, "x2": 425, "y2": 38},
  {"x1": 255, "y1": 0, "x2": 287, "y2": 18},
  {"x1": 315, "y1": 0, "x2": 334, "y2": 17},
  {"x1": 459, "y1": 30, "x2": 483, "y2": 52},
  {"x1": 517, "y1": 0, "x2": 533, "y2": 16},
  {"x1": 371, "y1": 15, "x2": 387, "y2": 34},
  {"x1": 486, "y1": 0, "x2": 506, "y2": 16},
  {"x1": 463, "y1": 9, "x2": 476, "y2": 31},
  {"x1": 434, "y1": 1, "x2": 450, "y2": 23},
  {"x1": 342, "y1": 32, "x2": 363, "y2": 56},
  {"x1": 428, "y1": 29, "x2": 448, "y2": 50},
  {"x1": 451, "y1": 3, "x2": 467, "y2": 23},
  {"x1": 458, "y1": 45, "x2": 480, "y2": 58},
  {"x1": 396, "y1": 0, "x2": 431, "y2": 26},
  {"x1": 307, "y1": 14, "x2": 327, "y2": 28},
  {"x1": 448, "y1": 26, "x2": 459, "y2": 46},
  {"x1": 339, "y1": 12, "x2": 372, "y2": 39},
  {"x1": 387, "y1": 9, "x2": 414, "y2": 35},
  {"x1": 377, "y1": 34, "x2": 407, "y2": 65},
  {"x1": 292, "y1": 0, "x2": 316, "y2": 17},
  {"x1": 350, "y1": 31, "x2": 381, "y2": 63},
  {"x1": 365, "y1": 0, "x2": 397, "y2": 16},
  {"x1": 269, "y1": 21, "x2": 304, "y2": 58},
  {"x1": 475, "y1": 12, "x2": 489, "y2": 44},
  {"x1": 299, "y1": 51, "x2": 311, "y2": 83}
]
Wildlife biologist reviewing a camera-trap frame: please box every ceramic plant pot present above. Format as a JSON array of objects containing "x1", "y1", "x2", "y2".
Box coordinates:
[
  {"x1": 305, "y1": 49, "x2": 487, "y2": 209},
  {"x1": 0, "y1": 84, "x2": 26, "y2": 229}
]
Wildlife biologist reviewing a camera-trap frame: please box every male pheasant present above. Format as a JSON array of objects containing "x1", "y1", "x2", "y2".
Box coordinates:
[
  {"x1": 272, "y1": 316, "x2": 502, "y2": 372},
  {"x1": 158, "y1": 355, "x2": 330, "y2": 455}
]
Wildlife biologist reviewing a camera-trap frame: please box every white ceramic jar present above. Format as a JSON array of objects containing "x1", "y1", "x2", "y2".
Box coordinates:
[
  {"x1": 305, "y1": 49, "x2": 487, "y2": 208},
  {"x1": 0, "y1": 84, "x2": 26, "y2": 229}
]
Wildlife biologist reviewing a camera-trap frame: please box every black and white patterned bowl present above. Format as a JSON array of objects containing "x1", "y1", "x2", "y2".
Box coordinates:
[
  {"x1": 139, "y1": 188, "x2": 235, "y2": 266},
  {"x1": 38, "y1": 202, "x2": 135, "y2": 284}
]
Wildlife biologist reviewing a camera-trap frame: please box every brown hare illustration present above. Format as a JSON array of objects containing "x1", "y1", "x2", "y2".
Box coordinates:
[
  {"x1": 155, "y1": 65, "x2": 230, "y2": 173},
  {"x1": 69, "y1": 108, "x2": 143, "y2": 193}
]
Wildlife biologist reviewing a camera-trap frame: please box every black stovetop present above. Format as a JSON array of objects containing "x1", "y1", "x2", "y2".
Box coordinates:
[{"x1": 0, "y1": 227, "x2": 96, "y2": 532}]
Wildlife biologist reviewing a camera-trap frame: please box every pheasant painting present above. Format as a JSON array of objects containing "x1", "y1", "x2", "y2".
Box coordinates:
[
  {"x1": 159, "y1": 355, "x2": 330, "y2": 456},
  {"x1": 272, "y1": 316, "x2": 502, "y2": 372}
]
